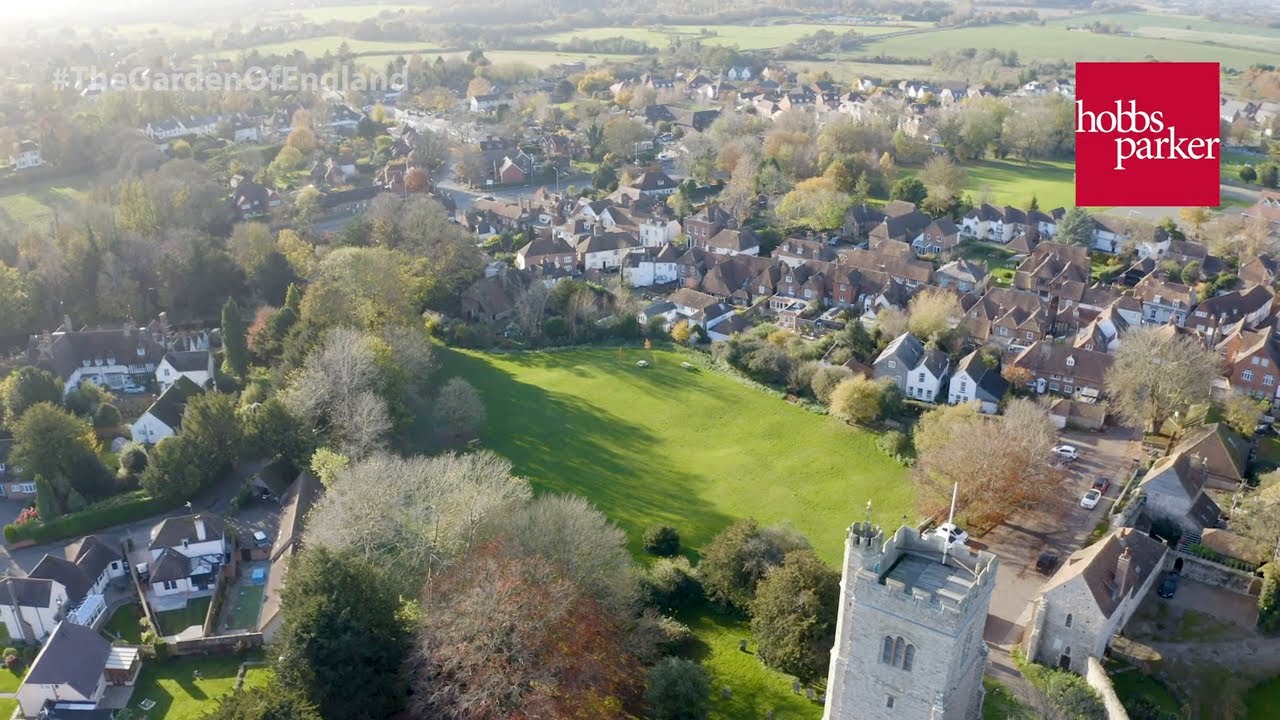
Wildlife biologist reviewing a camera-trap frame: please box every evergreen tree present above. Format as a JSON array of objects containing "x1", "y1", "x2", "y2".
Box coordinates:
[
  {"x1": 34, "y1": 474, "x2": 63, "y2": 520},
  {"x1": 284, "y1": 283, "x2": 303, "y2": 312},
  {"x1": 222, "y1": 298, "x2": 249, "y2": 377}
]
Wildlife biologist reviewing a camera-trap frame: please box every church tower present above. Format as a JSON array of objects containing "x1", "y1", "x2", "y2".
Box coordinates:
[{"x1": 823, "y1": 522, "x2": 998, "y2": 720}]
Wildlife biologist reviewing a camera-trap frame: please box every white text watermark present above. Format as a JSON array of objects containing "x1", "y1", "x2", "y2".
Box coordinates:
[{"x1": 55, "y1": 65, "x2": 406, "y2": 93}]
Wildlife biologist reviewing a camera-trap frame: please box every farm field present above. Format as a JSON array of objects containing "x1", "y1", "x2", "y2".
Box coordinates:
[
  {"x1": 1046, "y1": 11, "x2": 1280, "y2": 51},
  {"x1": 853, "y1": 24, "x2": 1277, "y2": 69},
  {"x1": 265, "y1": 4, "x2": 428, "y2": 23},
  {"x1": 360, "y1": 49, "x2": 630, "y2": 69},
  {"x1": 211, "y1": 36, "x2": 442, "y2": 59},
  {"x1": 0, "y1": 173, "x2": 93, "y2": 228},
  {"x1": 440, "y1": 346, "x2": 914, "y2": 720},
  {"x1": 542, "y1": 21, "x2": 923, "y2": 49}
]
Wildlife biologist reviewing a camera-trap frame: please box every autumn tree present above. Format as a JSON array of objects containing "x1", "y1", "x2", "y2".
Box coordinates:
[
  {"x1": 829, "y1": 376, "x2": 888, "y2": 425},
  {"x1": 1179, "y1": 206, "x2": 1209, "y2": 237},
  {"x1": 750, "y1": 549, "x2": 840, "y2": 682},
  {"x1": 276, "y1": 547, "x2": 409, "y2": 720},
  {"x1": 305, "y1": 451, "x2": 531, "y2": 593},
  {"x1": 918, "y1": 155, "x2": 967, "y2": 214},
  {"x1": 775, "y1": 177, "x2": 851, "y2": 231},
  {"x1": 1222, "y1": 394, "x2": 1269, "y2": 438},
  {"x1": 1106, "y1": 326, "x2": 1219, "y2": 432},
  {"x1": 913, "y1": 399, "x2": 1062, "y2": 526},
  {"x1": 0, "y1": 367, "x2": 63, "y2": 427},
  {"x1": 10, "y1": 403, "x2": 112, "y2": 500},
  {"x1": 670, "y1": 319, "x2": 692, "y2": 344},
  {"x1": 907, "y1": 288, "x2": 961, "y2": 344},
  {"x1": 407, "y1": 541, "x2": 641, "y2": 719},
  {"x1": 699, "y1": 518, "x2": 810, "y2": 611}
]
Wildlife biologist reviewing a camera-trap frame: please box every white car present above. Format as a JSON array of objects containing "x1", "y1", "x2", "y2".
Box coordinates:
[
  {"x1": 1052, "y1": 445, "x2": 1079, "y2": 462},
  {"x1": 931, "y1": 522, "x2": 970, "y2": 550},
  {"x1": 1080, "y1": 489, "x2": 1102, "y2": 509}
]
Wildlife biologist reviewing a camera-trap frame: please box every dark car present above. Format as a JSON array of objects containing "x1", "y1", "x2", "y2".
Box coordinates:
[
  {"x1": 1036, "y1": 551, "x2": 1060, "y2": 574},
  {"x1": 1091, "y1": 477, "x2": 1111, "y2": 494},
  {"x1": 1158, "y1": 571, "x2": 1179, "y2": 599}
]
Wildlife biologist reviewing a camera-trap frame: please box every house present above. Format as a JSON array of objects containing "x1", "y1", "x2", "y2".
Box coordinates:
[
  {"x1": 1238, "y1": 254, "x2": 1278, "y2": 289},
  {"x1": 154, "y1": 350, "x2": 214, "y2": 392},
  {"x1": 9, "y1": 140, "x2": 42, "y2": 170},
  {"x1": 774, "y1": 237, "x2": 837, "y2": 268},
  {"x1": 1243, "y1": 189, "x2": 1280, "y2": 232},
  {"x1": 935, "y1": 259, "x2": 988, "y2": 293},
  {"x1": 1010, "y1": 342, "x2": 1113, "y2": 400},
  {"x1": 868, "y1": 208, "x2": 932, "y2": 246},
  {"x1": 22, "y1": 535, "x2": 124, "y2": 632},
  {"x1": 1025, "y1": 528, "x2": 1167, "y2": 674},
  {"x1": 28, "y1": 320, "x2": 168, "y2": 395},
  {"x1": 947, "y1": 351, "x2": 1008, "y2": 413},
  {"x1": 0, "y1": 576, "x2": 68, "y2": 643},
  {"x1": 461, "y1": 273, "x2": 520, "y2": 324},
  {"x1": 1171, "y1": 423, "x2": 1249, "y2": 490},
  {"x1": 962, "y1": 287, "x2": 1051, "y2": 350},
  {"x1": 515, "y1": 233, "x2": 576, "y2": 271},
  {"x1": 1132, "y1": 274, "x2": 1195, "y2": 326},
  {"x1": 727, "y1": 66, "x2": 754, "y2": 81},
  {"x1": 17, "y1": 621, "x2": 142, "y2": 718},
  {"x1": 626, "y1": 170, "x2": 679, "y2": 197},
  {"x1": 844, "y1": 203, "x2": 886, "y2": 239},
  {"x1": 668, "y1": 288, "x2": 722, "y2": 321},
  {"x1": 1189, "y1": 285, "x2": 1273, "y2": 340},
  {"x1": 685, "y1": 204, "x2": 733, "y2": 247},
  {"x1": 702, "y1": 227, "x2": 760, "y2": 257},
  {"x1": 1074, "y1": 304, "x2": 1130, "y2": 354},
  {"x1": 146, "y1": 514, "x2": 228, "y2": 597},
  {"x1": 1137, "y1": 451, "x2": 1221, "y2": 534},
  {"x1": 230, "y1": 178, "x2": 281, "y2": 220},
  {"x1": 1013, "y1": 243, "x2": 1091, "y2": 302},
  {"x1": 911, "y1": 218, "x2": 960, "y2": 256},
  {"x1": 907, "y1": 348, "x2": 950, "y2": 403},
  {"x1": 575, "y1": 227, "x2": 639, "y2": 270},
  {"x1": 469, "y1": 93, "x2": 513, "y2": 113},
  {"x1": 872, "y1": 333, "x2": 924, "y2": 395},
  {"x1": 130, "y1": 376, "x2": 203, "y2": 445},
  {"x1": 621, "y1": 245, "x2": 680, "y2": 288},
  {"x1": 1217, "y1": 327, "x2": 1280, "y2": 402},
  {"x1": 259, "y1": 472, "x2": 323, "y2": 642}
]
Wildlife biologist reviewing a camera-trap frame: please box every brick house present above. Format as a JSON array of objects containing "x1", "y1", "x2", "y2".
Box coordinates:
[
  {"x1": 1217, "y1": 327, "x2": 1280, "y2": 403},
  {"x1": 1010, "y1": 341, "x2": 1113, "y2": 400}
]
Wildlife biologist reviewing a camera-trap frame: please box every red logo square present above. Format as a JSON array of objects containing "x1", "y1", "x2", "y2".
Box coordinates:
[{"x1": 1075, "y1": 62, "x2": 1220, "y2": 207}]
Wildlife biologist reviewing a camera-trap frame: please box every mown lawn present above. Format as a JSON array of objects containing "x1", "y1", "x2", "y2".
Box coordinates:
[
  {"x1": 982, "y1": 678, "x2": 1030, "y2": 719},
  {"x1": 440, "y1": 346, "x2": 916, "y2": 720},
  {"x1": 102, "y1": 603, "x2": 145, "y2": 644},
  {"x1": 1247, "y1": 676, "x2": 1280, "y2": 719},
  {"x1": 963, "y1": 159, "x2": 1076, "y2": 211},
  {"x1": 130, "y1": 654, "x2": 261, "y2": 720},
  {"x1": 0, "y1": 173, "x2": 93, "y2": 227}
]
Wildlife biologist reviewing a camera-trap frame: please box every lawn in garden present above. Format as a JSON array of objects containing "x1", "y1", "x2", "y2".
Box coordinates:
[
  {"x1": 129, "y1": 654, "x2": 261, "y2": 720},
  {"x1": 154, "y1": 597, "x2": 212, "y2": 637},
  {"x1": 226, "y1": 584, "x2": 265, "y2": 630},
  {"x1": 0, "y1": 665, "x2": 23, "y2": 693},
  {"x1": 439, "y1": 346, "x2": 915, "y2": 564},
  {"x1": 0, "y1": 700, "x2": 15, "y2": 717},
  {"x1": 101, "y1": 603, "x2": 145, "y2": 644},
  {"x1": 1247, "y1": 676, "x2": 1280, "y2": 719}
]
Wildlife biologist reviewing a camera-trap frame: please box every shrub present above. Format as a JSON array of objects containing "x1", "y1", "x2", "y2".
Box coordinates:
[
  {"x1": 93, "y1": 403, "x2": 122, "y2": 428},
  {"x1": 643, "y1": 524, "x2": 681, "y2": 557},
  {"x1": 4, "y1": 491, "x2": 178, "y2": 545},
  {"x1": 627, "y1": 610, "x2": 694, "y2": 665},
  {"x1": 1, "y1": 525, "x2": 14, "y2": 544},
  {"x1": 1259, "y1": 564, "x2": 1280, "y2": 634},
  {"x1": 645, "y1": 657, "x2": 711, "y2": 720},
  {"x1": 876, "y1": 430, "x2": 911, "y2": 464},
  {"x1": 644, "y1": 557, "x2": 703, "y2": 612},
  {"x1": 811, "y1": 365, "x2": 853, "y2": 403},
  {"x1": 3, "y1": 652, "x2": 17, "y2": 670}
]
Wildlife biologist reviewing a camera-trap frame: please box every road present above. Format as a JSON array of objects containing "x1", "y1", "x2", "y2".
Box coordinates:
[{"x1": 1102, "y1": 182, "x2": 1261, "y2": 225}]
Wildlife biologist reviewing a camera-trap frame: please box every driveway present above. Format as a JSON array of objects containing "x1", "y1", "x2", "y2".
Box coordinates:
[{"x1": 980, "y1": 424, "x2": 1144, "y2": 648}]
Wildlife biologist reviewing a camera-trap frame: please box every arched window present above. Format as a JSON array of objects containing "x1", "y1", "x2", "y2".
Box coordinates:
[
  {"x1": 903, "y1": 644, "x2": 915, "y2": 671},
  {"x1": 882, "y1": 636, "x2": 894, "y2": 664},
  {"x1": 893, "y1": 637, "x2": 905, "y2": 667},
  {"x1": 1065, "y1": 613, "x2": 1073, "y2": 628}
]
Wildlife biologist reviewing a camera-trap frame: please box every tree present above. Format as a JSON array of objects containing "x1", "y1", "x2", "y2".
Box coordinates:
[
  {"x1": 432, "y1": 378, "x2": 486, "y2": 445},
  {"x1": 34, "y1": 475, "x2": 63, "y2": 521},
  {"x1": 309, "y1": 447, "x2": 349, "y2": 488},
  {"x1": 93, "y1": 403, "x2": 122, "y2": 429},
  {"x1": 282, "y1": 328, "x2": 397, "y2": 457},
  {"x1": 643, "y1": 524, "x2": 681, "y2": 557},
  {"x1": 202, "y1": 682, "x2": 322, "y2": 720},
  {"x1": 1221, "y1": 394, "x2": 1268, "y2": 438},
  {"x1": 774, "y1": 177, "x2": 851, "y2": 231},
  {"x1": 294, "y1": 186, "x2": 324, "y2": 226},
  {"x1": 644, "y1": 557, "x2": 703, "y2": 612},
  {"x1": 0, "y1": 367, "x2": 63, "y2": 427},
  {"x1": 592, "y1": 163, "x2": 619, "y2": 192},
  {"x1": 1056, "y1": 207, "x2": 1095, "y2": 246},
  {"x1": 829, "y1": 376, "x2": 887, "y2": 425},
  {"x1": 670, "y1": 319, "x2": 692, "y2": 344},
  {"x1": 918, "y1": 155, "x2": 967, "y2": 214},
  {"x1": 118, "y1": 443, "x2": 149, "y2": 476},
  {"x1": 750, "y1": 549, "x2": 840, "y2": 682},
  {"x1": 1180, "y1": 206, "x2": 1209, "y2": 236},
  {"x1": 10, "y1": 403, "x2": 111, "y2": 499},
  {"x1": 1106, "y1": 326, "x2": 1219, "y2": 432},
  {"x1": 285, "y1": 127, "x2": 318, "y2": 154},
  {"x1": 222, "y1": 299, "x2": 249, "y2": 378},
  {"x1": 239, "y1": 397, "x2": 309, "y2": 467},
  {"x1": 698, "y1": 518, "x2": 809, "y2": 611},
  {"x1": 645, "y1": 657, "x2": 710, "y2": 720},
  {"x1": 810, "y1": 365, "x2": 854, "y2": 403},
  {"x1": 913, "y1": 399, "x2": 1062, "y2": 526},
  {"x1": 407, "y1": 542, "x2": 641, "y2": 719},
  {"x1": 306, "y1": 451, "x2": 531, "y2": 593},
  {"x1": 140, "y1": 435, "x2": 200, "y2": 500},
  {"x1": 890, "y1": 177, "x2": 927, "y2": 205},
  {"x1": 276, "y1": 547, "x2": 409, "y2": 720},
  {"x1": 602, "y1": 116, "x2": 651, "y2": 158},
  {"x1": 1261, "y1": 163, "x2": 1280, "y2": 189},
  {"x1": 907, "y1": 288, "x2": 961, "y2": 343},
  {"x1": 182, "y1": 392, "x2": 242, "y2": 481},
  {"x1": 1240, "y1": 165, "x2": 1258, "y2": 183}
]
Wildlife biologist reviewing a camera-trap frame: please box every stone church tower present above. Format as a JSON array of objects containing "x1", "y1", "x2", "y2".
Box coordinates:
[{"x1": 822, "y1": 523, "x2": 998, "y2": 720}]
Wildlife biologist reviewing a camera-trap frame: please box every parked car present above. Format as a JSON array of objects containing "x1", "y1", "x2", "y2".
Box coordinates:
[
  {"x1": 931, "y1": 522, "x2": 970, "y2": 550},
  {"x1": 1158, "y1": 571, "x2": 1179, "y2": 599},
  {"x1": 1080, "y1": 488, "x2": 1102, "y2": 509},
  {"x1": 121, "y1": 383, "x2": 147, "y2": 394},
  {"x1": 253, "y1": 530, "x2": 271, "y2": 548},
  {"x1": 1052, "y1": 445, "x2": 1079, "y2": 462},
  {"x1": 1091, "y1": 477, "x2": 1111, "y2": 494}
]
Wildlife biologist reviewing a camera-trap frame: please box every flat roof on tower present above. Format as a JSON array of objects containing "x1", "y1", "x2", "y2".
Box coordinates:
[{"x1": 881, "y1": 552, "x2": 979, "y2": 608}]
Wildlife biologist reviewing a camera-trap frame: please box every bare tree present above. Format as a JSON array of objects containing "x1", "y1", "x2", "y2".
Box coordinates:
[
  {"x1": 306, "y1": 450, "x2": 532, "y2": 592},
  {"x1": 913, "y1": 399, "x2": 1062, "y2": 526},
  {"x1": 433, "y1": 378, "x2": 486, "y2": 445},
  {"x1": 1105, "y1": 326, "x2": 1220, "y2": 433},
  {"x1": 512, "y1": 281, "x2": 550, "y2": 338},
  {"x1": 494, "y1": 494, "x2": 640, "y2": 617},
  {"x1": 282, "y1": 328, "x2": 393, "y2": 457}
]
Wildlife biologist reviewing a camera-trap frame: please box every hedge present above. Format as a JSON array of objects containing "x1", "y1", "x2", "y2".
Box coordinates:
[{"x1": 4, "y1": 491, "x2": 179, "y2": 545}]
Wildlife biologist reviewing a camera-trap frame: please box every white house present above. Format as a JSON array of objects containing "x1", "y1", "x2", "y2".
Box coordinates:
[
  {"x1": 906, "y1": 347, "x2": 951, "y2": 403},
  {"x1": 469, "y1": 93, "x2": 513, "y2": 113},
  {"x1": 131, "y1": 376, "x2": 203, "y2": 445},
  {"x1": 8, "y1": 140, "x2": 42, "y2": 170},
  {"x1": 146, "y1": 514, "x2": 228, "y2": 597},
  {"x1": 576, "y1": 228, "x2": 639, "y2": 271},
  {"x1": 154, "y1": 350, "x2": 214, "y2": 391},
  {"x1": 0, "y1": 577, "x2": 68, "y2": 642},
  {"x1": 17, "y1": 621, "x2": 141, "y2": 718},
  {"x1": 638, "y1": 215, "x2": 682, "y2": 247},
  {"x1": 622, "y1": 245, "x2": 679, "y2": 288},
  {"x1": 947, "y1": 351, "x2": 1009, "y2": 414}
]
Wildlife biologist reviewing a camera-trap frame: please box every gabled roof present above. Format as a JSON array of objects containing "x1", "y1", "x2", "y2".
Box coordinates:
[
  {"x1": 161, "y1": 350, "x2": 211, "y2": 373},
  {"x1": 875, "y1": 332, "x2": 925, "y2": 368},
  {"x1": 28, "y1": 556, "x2": 91, "y2": 605},
  {"x1": 149, "y1": 548, "x2": 191, "y2": 583},
  {"x1": 23, "y1": 621, "x2": 111, "y2": 698},
  {"x1": 937, "y1": 259, "x2": 987, "y2": 285},
  {"x1": 1173, "y1": 422, "x2": 1248, "y2": 481},
  {"x1": 1039, "y1": 527, "x2": 1167, "y2": 618},
  {"x1": 73, "y1": 535, "x2": 119, "y2": 582},
  {"x1": 149, "y1": 513, "x2": 227, "y2": 551},
  {"x1": 0, "y1": 576, "x2": 56, "y2": 607},
  {"x1": 953, "y1": 351, "x2": 1008, "y2": 402},
  {"x1": 141, "y1": 375, "x2": 203, "y2": 431},
  {"x1": 919, "y1": 348, "x2": 950, "y2": 377}
]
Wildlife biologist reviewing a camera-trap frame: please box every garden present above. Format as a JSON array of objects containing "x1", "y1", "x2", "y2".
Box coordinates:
[{"x1": 128, "y1": 653, "x2": 269, "y2": 720}]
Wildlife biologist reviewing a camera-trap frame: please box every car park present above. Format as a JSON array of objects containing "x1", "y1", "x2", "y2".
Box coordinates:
[
  {"x1": 1080, "y1": 489, "x2": 1102, "y2": 509},
  {"x1": 1090, "y1": 477, "x2": 1111, "y2": 494},
  {"x1": 1158, "y1": 571, "x2": 1179, "y2": 599},
  {"x1": 1052, "y1": 445, "x2": 1079, "y2": 462}
]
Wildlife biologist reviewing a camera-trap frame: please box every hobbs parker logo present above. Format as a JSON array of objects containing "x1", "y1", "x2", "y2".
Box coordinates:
[{"x1": 1075, "y1": 62, "x2": 1220, "y2": 207}]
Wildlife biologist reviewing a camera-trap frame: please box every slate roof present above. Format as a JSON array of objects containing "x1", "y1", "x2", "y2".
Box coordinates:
[
  {"x1": 0, "y1": 576, "x2": 55, "y2": 607},
  {"x1": 72, "y1": 536, "x2": 118, "y2": 582},
  {"x1": 29, "y1": 326, "x2": 167, "y2": 382},
  {"x1": 953, "y1": 351, "x2": 1008, "y2": 402},
  {"x1": 141, "y1": 375, "x2": 204, "y2": 431},
  {"x1": 1011, "y1": 342, "x2": 1114, "y2": 390},
  {"x1": 875, "y1": 332, "x2": 925, "y2": 368},
  {"x1": 1173, "y1": 423, "x2": 1249, "y2": 483},
  {"x1": 149, "y1": 548, "x2": 192, "y2": 584},
  {"x1": 920, "y1": 348, "x2": 950, "y2": 377},
  {"x1": 161, "y1": 350, "x2": 211, "y2": 373},
  {"x1": 150, "y1": 514, "x2": 227, "y2": 551},
  {"x1": 28, "y1": 556, "x2": 91, "y2": 605},
  {"x1": 705, "y1": 227, "x2": 758, "y2": 253},
  {"x1": 23, "y1": 621, "x2": 111, "y2": 698},
  {"x1": 1040, "y1": 527, "x2": 1167, "y2": 618},
  {"x1": 272, "y1": 473, "x2": 323, "y2": 562}
]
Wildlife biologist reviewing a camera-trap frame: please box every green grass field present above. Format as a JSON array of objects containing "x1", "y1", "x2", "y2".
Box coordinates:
[
  {"x1": 982, "y1": 678, "x2": 1029, "y2": 719},
  {"x1": 0, "y1": 173, "x2": 92, "y2": 227},
  {"x1": 155, "y1": 597, "x2": 212, "y2": 637},
  {"x1": 130, "y1": 654, "x2": 262, "y2": 720},
  {"x1": 441, "y1": 346, "x2": 914, "y2": 720},
  {"x1": 1109, "y1": 664, "x2": 1183, "y2": 716},
  {"x1": 0, "y1": 666, "x2": 24, "y2": 693},
  {"x1": 964, "y1": 159, "x2": 1077, "y2": 210},
  {"x1": 211, "y1": 36, "x2": 443, "y2": 59},
  {"x1": 542, "y1": 22, "x2": 921, "y2": 50},
  {"x1": 854, "y1": 23, "x2": 1277, "y2": 69},
  {"x1": 1247, "y1": 676, "x2": 1280, "y2": 719},
  {"x1": 226, "y1": 584, "x2": 265, "y2": 630},
  {"x1": 1046, "y1": 11, "x2": 1280, "y2": 52}
]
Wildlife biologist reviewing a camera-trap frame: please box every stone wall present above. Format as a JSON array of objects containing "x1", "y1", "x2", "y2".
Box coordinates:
[
  {"x1": 1085, "y1": 657, "x2": 1131, "y2": 720},
  {"x1": 169, "y1": 631, "x2": 263, "y2": 657},
  {"x1": 1169, "y1": 552, "x2": 1263, "y2": 596}
]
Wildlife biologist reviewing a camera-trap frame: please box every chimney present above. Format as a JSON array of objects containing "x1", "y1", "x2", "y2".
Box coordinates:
[
  {"x1": 194, "y1": 516, "x2": 207, "y2": 542},
  {"x1": 63, "y1": 314, "x2": 73, "y2": 332},
  {"x1": 1114, "y1": 545, "x2": 1133, "y2": 599},
  {"x1": 593, "y1": 223, "x2": 603, "y2": 237}
]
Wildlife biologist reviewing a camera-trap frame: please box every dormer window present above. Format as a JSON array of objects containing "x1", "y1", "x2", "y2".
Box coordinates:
[{"x1": 1066, "y1": 356, "x2": 1076, "y2": 368}]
